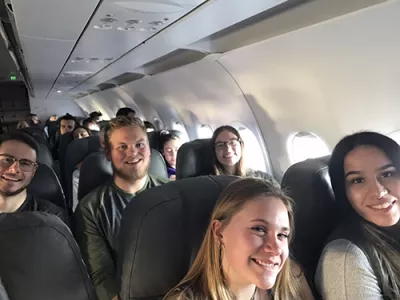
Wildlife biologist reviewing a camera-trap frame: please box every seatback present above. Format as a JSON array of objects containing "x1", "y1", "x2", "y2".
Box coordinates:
[
  {"x1": 117, "y1": 175, "x2": 238, "y2": 300},
  {"x1": 58, "y1": 132, "x2": 73, "y2": 183},
  {"x1": 28, "y1": 163, "x2": 66, "y2": 211},
  {"x1": 0, "y1": 212, "x2": 96, "y2": 300},
  {"x1": 21, "y1": 127, "x2": 48, "y2": 146},
  {"x1": 37, "y1": 143, "x2": 55, "y2": 170},
  {"x1": 64, "y1": 136, "x2": 101, "y2": 210},
  {"x1": 78, "y1": 152, "x2": 112, "y2": 201},
  {"x1": 281, "y1": 156, "x2": 336, "y2": 289},
  {"x1": 78, "y1": 149, "x2": 167, "y2": 201},
  {"x1": 176, "y1": 139, "x2": 213, "y2": 179}
]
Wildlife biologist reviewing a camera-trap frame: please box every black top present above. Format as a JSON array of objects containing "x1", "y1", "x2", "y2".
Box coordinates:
[{"x1": 16, "y1": 193, "x2": 69, "y2": 225}]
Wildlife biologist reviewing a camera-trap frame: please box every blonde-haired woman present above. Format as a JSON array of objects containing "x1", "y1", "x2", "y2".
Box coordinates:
[{"x1": 165, "y1": 178, "x2": 314, "y2": 300}]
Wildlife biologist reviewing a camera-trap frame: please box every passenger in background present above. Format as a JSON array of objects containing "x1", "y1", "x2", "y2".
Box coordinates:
[
  {"x1": 116, "y1": 107, "x2": 136, "y2": 119},
  {"x1": 59, "y1": 114, "x2": 77, "y2": 135},
  {"x1": 83, "y1": 117, "x2": 100, "y2": 132},
  {"x1": 165, "y1": 178, "x2": 314, "y2": 300},
  {"x1": 316, "y1": 132, "x2": 400, "y2": 299},
  {"x1": 49, "y1": 115, "x2": 58, "y2": 122},
  {"x1": 74, "y1": 116, "x2": 169, "y2": 300},
  {"x1": 211, "y1": 126, "x2": 275, "y2": 182},
  {"x1": 160, "y1": 131, "x2": 182, "y2": 180},
  {"x1": 16, "y1": 120, "x2": 29, "y2": 129},
  {"x1": 0, "y1": 132, "x2": 67, "y2": 223},
  {"x1": 72, "y1": 126, "x2": 92, "y2": 140},
  {"x1": 90, "y1": 111, "x2": 103, "y2": 122},
  {"x1": 144, "y1": 121, "x2": 156, "y2": 132},
  {"x1": 27, "y1": 113, "x2": 40, "y2": 126}
]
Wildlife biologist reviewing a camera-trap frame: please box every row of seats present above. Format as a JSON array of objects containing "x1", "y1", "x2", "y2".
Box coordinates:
[{"x1": 0, "y1": 154, "x2": 335, "y2": 300}]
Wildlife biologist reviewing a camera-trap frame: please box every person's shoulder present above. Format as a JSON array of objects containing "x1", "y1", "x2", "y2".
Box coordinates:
[
  {"x1": 76, "y1": 181, "x2": 111, "y2": 213},
  {"x1": 31, "y1": 196, "x2": 63, "y2": 214},
  {"x1": 29, "y1": 195, "x2": 69, "y2": 225},
  {"x1": 148, "y1": 174, "x2": 170, "y2": 186},
  {"x1": 316, "y1": 239, "x2": 380, "y2": 299}
]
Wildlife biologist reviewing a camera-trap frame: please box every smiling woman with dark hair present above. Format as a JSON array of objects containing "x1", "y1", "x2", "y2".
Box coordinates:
[{"x1": 316, "y1": 131, "x2": 400, "y2": 299}]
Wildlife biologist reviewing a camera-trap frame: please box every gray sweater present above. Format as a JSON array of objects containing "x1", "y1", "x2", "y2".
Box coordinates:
[{"x1": 315, "y1": 239, "x2": 384, "y2": 299}]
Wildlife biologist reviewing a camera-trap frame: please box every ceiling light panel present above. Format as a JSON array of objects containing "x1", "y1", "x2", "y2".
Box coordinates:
[{"x1": 58, "y1": 0, "x2": 207, "y2": 93}]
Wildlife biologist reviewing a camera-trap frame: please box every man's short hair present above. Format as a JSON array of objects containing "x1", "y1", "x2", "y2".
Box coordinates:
[
  {"x1": 0, "y1": 131, "x2": 39, "y2": 159},
  {"x1": 60, "y1": 113, "x2": 77, "y2": 123},
  {"x1": 116, "y1": 107, "x2": 136, "y2": 117},
  {"x1": 28, "y1": 113, "x2": 38, "y2": 117},
  {"x1": 104, "y1": 116, "x2": 146, "y2": 152},
  {"x1": 82, "y1": 117, "x2": 96, "y2": 128}
]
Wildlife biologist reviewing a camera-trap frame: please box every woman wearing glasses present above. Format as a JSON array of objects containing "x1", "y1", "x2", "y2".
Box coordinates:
[{"x1": 211, "y1": 126, "x2": 275, "y2": 182}]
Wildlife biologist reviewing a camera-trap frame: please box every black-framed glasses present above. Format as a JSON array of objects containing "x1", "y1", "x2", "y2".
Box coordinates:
[
  {"x1": 214, "y1": 139, "x2": 241, "y2": 150},
  {"x1": 0, "y1": 154, "x2": 38, "y2": 172}
]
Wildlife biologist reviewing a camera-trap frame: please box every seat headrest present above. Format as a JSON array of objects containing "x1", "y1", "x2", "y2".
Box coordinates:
[
  {"x1": 64, "y1": 136, "x2": 101, "y2": 208},
  {"x1": 78, "y1": 152, "x2": 112, "y2": 201},
  {"x1": 176, "y1": 139, "x2": 213, "y2": 179},
  {"x1": 21, "y1": 127, "x2": 48, "y2": 146},
  {"x1": 117, "y1": 175, "x2": 239, "y2": 300},
  {"x1": 78, "y1": 149, "x2": 168, "y2": 201},
  {"x1": 281, "y1": 156, "x2": 336, "y2": 278},
  {"x1": 148, "y1": 149, "x2": 168, "y2": 178},
  {"x1": 37, "y1": 143, "x2": 54, "y2": 170},
  {"x1": 0, "y1": 212, "x2": 97, "y2": 300},
  {"x1": 28, "y1": 163, "x2": 66, "y2": 210}
]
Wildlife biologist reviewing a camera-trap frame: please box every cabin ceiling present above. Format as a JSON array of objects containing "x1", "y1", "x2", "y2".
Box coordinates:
[{"x1": 8, "y1": 0, "x2": 389, "y2": 102}]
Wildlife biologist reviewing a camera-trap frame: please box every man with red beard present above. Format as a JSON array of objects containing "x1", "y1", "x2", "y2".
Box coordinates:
[
  {"x1": 0, "y1": 131, "x2": 67, "y2": 223},
  {"x1": 74, "y1": 117, "x2": 169, "y2": 300}
]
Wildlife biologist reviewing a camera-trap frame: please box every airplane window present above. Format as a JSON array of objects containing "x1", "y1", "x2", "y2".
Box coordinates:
[
  {"x1": 289, "y1": 132, "x2": 330, "y2": 164},
  {"x1": 172, "y1": 122, "x2": 190, "y2": 143},
  {"x1": 197, "y1": 124, "x2": 213, "y2": 139},
  {"x1": 232, "y1": 124, "x2": 267, "y2": 172},
  {"x1": 388, "y1": 130, "x2": 400, "y2": 145}
]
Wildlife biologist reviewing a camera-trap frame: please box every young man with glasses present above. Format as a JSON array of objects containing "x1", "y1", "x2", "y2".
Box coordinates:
[{"x1": 0, "y1": 131, "x2": 67, "y2": 224}]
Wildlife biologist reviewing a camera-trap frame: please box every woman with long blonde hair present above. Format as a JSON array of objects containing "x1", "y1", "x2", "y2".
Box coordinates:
[{"x1": 165, "y1": 178, "x2": 314, "y2": 300}]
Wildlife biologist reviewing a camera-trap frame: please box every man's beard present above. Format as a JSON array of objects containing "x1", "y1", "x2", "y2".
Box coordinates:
[
  {"x1": 0, "y1": 185, "x2": 28, "y2": 197},
  {"x1": 112, "y1": 161, "x2": 149, "y2": 182}
]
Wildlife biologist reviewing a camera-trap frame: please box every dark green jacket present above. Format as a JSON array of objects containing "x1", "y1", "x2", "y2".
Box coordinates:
[{"x1": 74, "y1": 175, "x2": 169, "y2": 300}]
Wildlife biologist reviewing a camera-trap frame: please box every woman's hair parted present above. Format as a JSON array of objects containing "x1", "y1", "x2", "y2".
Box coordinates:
[
  {"x1": 210, "y1": 125, "x2": 246, "y2": 177},
  {"x1": 329, "y1": 131, "x2": 400, "y2": 298},
  {"x1": 164, "y1": 177, "x2": 301, "y2": 300}
]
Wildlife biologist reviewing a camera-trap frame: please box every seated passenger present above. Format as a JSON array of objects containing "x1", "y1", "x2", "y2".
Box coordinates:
[
  {"x1": 116, "y1": 107, "x2": 136, "y2": 119},
  {"x1": 144, "y1": 121, "x2": 156, "y2": 132},
  {"x1": 0, "y1": 131, "x2": 68, "y2": 223},
  {"x1": 211, "y1": 126, "x2": 275, "y2": 181},
  {"x1": 16, "y1": 120, "x2": 29, "y2": 129},
  {"x1": 315, "y1": 132, "x2": 400, "y2": 299},
  {"x1": 83, "y1": 117, "x2": 100, "y2": 132},
  {"x1": 59, "y1": 114, "x2": 77, "y2": 135},
  {"x1": 160, "y1": 131, "x2": 182, "y2": 180},
  {"x1": 72, "y1": 126, "x2": 92, "y2": 140},
  {"x1": 90, "y1": 111, "x2": 103, "y2": 123},
  {"x1": 74, "y1": 116, "x2": 169, "y2": 300},
  {"x1": 71, "y1": 126, "x2": 93, "y2": 211},
  {"x1": 165, "y1": 178, "x2": 314, "y2": 300},
  {"x1": 27, "y1": 113, "x2": 40, "y2": 126}
]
